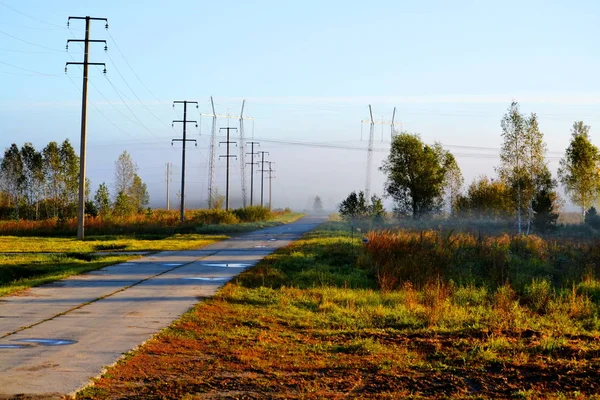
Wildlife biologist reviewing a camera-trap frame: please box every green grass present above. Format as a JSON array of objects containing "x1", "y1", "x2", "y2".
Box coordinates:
[{"x1": 78, "y1": 222, "x2": 600, "y2": 399}]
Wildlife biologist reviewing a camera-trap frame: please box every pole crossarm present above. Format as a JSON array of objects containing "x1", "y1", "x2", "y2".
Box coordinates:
[{"x1": 66, "y1": 15, "x2": 108, "y2": 240}]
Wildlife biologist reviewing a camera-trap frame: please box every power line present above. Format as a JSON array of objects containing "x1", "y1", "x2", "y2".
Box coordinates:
[
  {"x1": 0, "y1": 28, "x2": 64, "y2": 52},
  {"x1": 105, "y1": 29, "x2": 166, "y2": 106},
  {"x1": 0, "y1": 59, "x2": 62, "y2": 76},
  {"x1": 0, "y1": 2, "x2": 68, "y2": 30}
]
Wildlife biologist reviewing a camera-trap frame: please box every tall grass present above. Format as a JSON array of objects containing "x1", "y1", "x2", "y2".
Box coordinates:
[
  {"x1": 0, "y1": 207, "x2": 290, "y2": 236},
  {"x1": 362, "y1": 229, "x2": 600, "y2": 292}
]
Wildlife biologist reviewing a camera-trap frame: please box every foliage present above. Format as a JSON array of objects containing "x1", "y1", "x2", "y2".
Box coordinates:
[
  {"x1": 498, "y1": 103, "x2": 548, "y2": 234},
  {"x1": 94, "y1": 182, "x2": 111, "y2": 217},
  {"x1": 338, "y1": 191, "x2": 385, "y2": 221},
  {"x1": 558, "y1": 121, "x2": 600, "y2": 220},
  {"x1": 584, "y1": 207, "x2": 600, "y2": 229},
  {"x1": 232, "y1": 205, "x2": 271, "y2": 222},
  {"x1": 531, "y1": 167, "x2": 560, "y2": 233},
  {"x1": 112, "y1": 151, "x2": 149, "y2": 216},
  {"x1": 381, "y1": 132, "x2": 458, "y2": 219},
  {"x1": 455, "y1": 175, "x2": 513, "y2": 219}
]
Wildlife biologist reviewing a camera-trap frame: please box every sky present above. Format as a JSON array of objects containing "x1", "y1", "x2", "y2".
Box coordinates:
[{"x1": 1, "y1": 0, "x2": 600, "y2": 211}]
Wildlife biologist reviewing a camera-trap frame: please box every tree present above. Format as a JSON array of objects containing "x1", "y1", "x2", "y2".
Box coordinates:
[
  {"x1": 381, "y1": 132, "x2": 456, "y2": 219},
  {"x1": 455, "y1": 176, "x2": 513, "y2": 220},
  {"x1": 312, "y1": 196, "x2": 324, "y2": 213},
  {"x1": 42, "y1": 141, "x2": 61, "y2": 218},
  {"x1": 94, "y1": 182, "x2": 111, "y2": 217},
  {"x1": 114, "y1": 151, "x2": 137, "y2": 196},
  {"x1": 558, "y1": 121, "x2": 600, "y2": 221},
  {"x1": 0, "y1": 144, "x2": 25, "y2": 218},
  {"x1": 498, "y1": 102, "x2": 548, "y2": 234},
  {"x1": 338, "y1": 191, "x2": 369, "y2": 220},
  {"x1": 58, "y1": 139, "x2": 80, "y2": 216},
  {"x1": 445, "y1": 153, "x2": 464, "y2": 215},
  {"x1": 531, "y1": 167, "x2": 560, "y2": 232},
  {"x1": 130, "y1": 174, "x2": 149, "y2": 212},
  {"x1": 369, "y1": 194, "x2": 385, "y2": 221},
  {"x1": 113, "y1": 151, "x2": 149, "y2": 215},
  {"x1": 20, "y1": 143, "x2": 44, "y2": 220},
  {"x1": 338, "y1": 191, "x2": 385, "y2": 221}
]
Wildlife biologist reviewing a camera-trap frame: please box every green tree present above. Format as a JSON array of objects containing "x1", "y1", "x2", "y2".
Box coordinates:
[
  {"x1": 20, "y1": 143, "x2": 44, "y2": 220},
  {"x1": 498, "y1": 103, "x2": 547, "y2": 234},
  {"x1": 445, "y1": 153, "x2": 464, "y2": 215},
  {"x1": 42, "y1": 141, "x2": 61, "y2": 218},
  {"x1": 0, "y1": 144, "x2": 25, "y2": 218},
  {"x1": 338, "y1": 191, "x2": 369, "y2": 220},
  {"x1": 94, "y1": 182, "x2": 111, "y2": 217},
  {"x1": 381, "y1": 132, "x2": 456, "y2": 219},
  {"x1": 130, "y1": 174, "x2": 149, "y2": 212},
  {"x1": 455, "y1": 176, "x2": 513, "y2": 220},
  {"x1": 114, "y1": 151, "x2": 137, "y2": 196},
  {"x1": 113, "y1": 190, "x2": 132, "y2": 217},
  {"x1": 59, "y1": 139, "x2": 80, "y2": 214},
  {"x1": 368, "y1": 194, "x2": 385, "y2": 221},
  {"x1": 531, "y1": 167, "x2": 560, "y2": 232},
  {"x1": 558, "y1": 121, "x2": 600, "y2": 221},
  {"x1": 113, "y1": 151, "x2": 148, "y2": 215}
]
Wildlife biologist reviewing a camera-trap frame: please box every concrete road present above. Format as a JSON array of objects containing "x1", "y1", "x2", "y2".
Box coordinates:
[{"x1": 0, "y1": 216, "x2": 325, "y2": 399}]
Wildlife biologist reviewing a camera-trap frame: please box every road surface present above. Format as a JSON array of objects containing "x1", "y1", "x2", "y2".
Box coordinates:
[{"x1": 0, "y1": 216, "x2": 325, "y2": 399}]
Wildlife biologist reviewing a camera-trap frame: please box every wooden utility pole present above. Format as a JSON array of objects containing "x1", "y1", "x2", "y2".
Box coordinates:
[
  {"x1": 66, "y1": 16, "x2": 108, "y2": 240},
  {"x1": 172, "y1": 101, "x2": 198, "y2": 223}
]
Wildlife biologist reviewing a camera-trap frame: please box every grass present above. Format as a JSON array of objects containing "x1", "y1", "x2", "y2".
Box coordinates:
[
  {"x1": 77, "y1": 221, "x2": 600, "y2": 399},
  {"x1": 0, "y1": 234, "x2": 224, "y2": 297},
  {"x1": 0, "y1": 211, "x2": 304, "y2": 297}
]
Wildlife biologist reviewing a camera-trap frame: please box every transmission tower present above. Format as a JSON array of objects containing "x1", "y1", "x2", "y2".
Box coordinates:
[
  {"x1": 257, "y1": 151, "x2": 270, "y2": 207},
  {"x1": 207, "y1": 97, "x2": 217, "y2": 208},
  {"x1": 361, "y1": 105, "x2": 398, "y2": 199},
  {"x1": 219, "y1": 127, "x2": 237, "y2": 211},
  {"x1": 201, "y1": 97, "x2": 254, "y2": 208},
  {"x1": 65, "y1": 16, "x2": 108, "y2": 240},
  {"x1": 239, "y1": 100, "x2": 248, "y2": 207}
]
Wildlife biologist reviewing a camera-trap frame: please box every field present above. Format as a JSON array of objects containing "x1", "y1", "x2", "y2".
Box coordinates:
[
  {"x1": 77, "y1": 220, "x2": 600, "y2": 399},
  {"x1": 0, "y1": 209, "x2": 304, "y2": 297}
]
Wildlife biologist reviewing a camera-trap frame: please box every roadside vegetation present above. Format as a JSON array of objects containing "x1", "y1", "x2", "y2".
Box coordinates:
[
  {"x1": 0, "y1": 206, "x2": 303, "y2": 297},
  {"x1": 78, "y1": 220, "x2": 600, "y2": 399}
]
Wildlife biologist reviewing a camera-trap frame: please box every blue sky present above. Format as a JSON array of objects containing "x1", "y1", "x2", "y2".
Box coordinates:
[{"x1": 1, "y1": 0, "x2": 600, "y2": 210}]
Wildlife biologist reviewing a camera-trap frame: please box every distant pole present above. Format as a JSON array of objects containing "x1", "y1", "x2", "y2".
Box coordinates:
[
  {"x1": 257, "y1": 151, "x2": 269, "y2": 207},
  {"x1": 66, "y1": 16, "x2": 108, "y2": 240},
  {"x1": 166, "y1": 162, "x2": 172, "y2": 210},
  {"x1": 219, "y1": 127, "x2": 237, "y2": 211},
  {"x1": 172, "y1": 100, "x2": 198, "y2": 223},
  {"x1": 267, "y1": 161, "x2": 274, "y2": 210},
  {"x1": 246, "y1": 141, "x2": 260, "y2": 206}
]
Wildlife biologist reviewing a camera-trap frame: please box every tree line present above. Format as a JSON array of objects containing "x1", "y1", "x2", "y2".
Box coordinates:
[
  {"x1": 0, "y1": 141, "x2": 149, "y2": 220},
  {"x1": 341, "y1": 101, "x2": 600, "y2": 233}
]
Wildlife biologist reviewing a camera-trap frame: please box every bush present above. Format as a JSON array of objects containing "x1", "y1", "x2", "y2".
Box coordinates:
[
  {"x1": 191, "y1": 209, "x2": 239, "y2": 225},
  {"x1": 232, "y1": 206, "x2": 271, "y2": 222}
]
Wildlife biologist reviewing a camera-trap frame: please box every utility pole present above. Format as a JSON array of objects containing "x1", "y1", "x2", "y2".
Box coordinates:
[
  {"x1": 172, "y1": 101, "x2": 198, "y2": 223},
  {"x1": 257, "y1": 151, "x2": 270, "y2": 207},
  {"x1": 266, "y1": 161, "x2": 275, "y2": 210},
  {"x1": 219, "y1": 127, "x2": 237, "y2": 211},
  {"x1": 166, "y1": 162, "x2": 172, "y2": 210},
  {"x1": 65, "y1": 16, "x2": 108, "y2": 240},
  {"x1": 246, "y1": 141, "x2": 260, "y2": 206}
]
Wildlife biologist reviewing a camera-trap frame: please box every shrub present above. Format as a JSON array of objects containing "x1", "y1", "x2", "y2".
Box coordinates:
[
  {"x1": 232, "y1": 206, "x2": 271, "y2": 222},
  {"x1": 191, "y1": 209, "x2": 239, "y2": 225}
]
